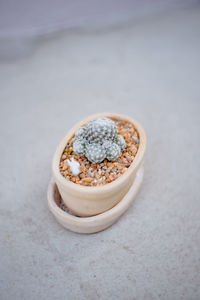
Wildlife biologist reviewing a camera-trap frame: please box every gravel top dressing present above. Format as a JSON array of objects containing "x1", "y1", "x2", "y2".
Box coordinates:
[{"x1": 59, "y1": 118, "x2": 139, "y2": 186}]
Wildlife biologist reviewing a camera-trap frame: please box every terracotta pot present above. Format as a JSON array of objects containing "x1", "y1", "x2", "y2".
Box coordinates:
[{"x1": 52, "y1": 112, "x2": 146, "y2": 217}]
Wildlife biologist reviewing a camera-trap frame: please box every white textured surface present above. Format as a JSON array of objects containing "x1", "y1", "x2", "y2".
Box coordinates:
[{"x1": 0, "y1": 6, "x2": 200, "y2": 300}]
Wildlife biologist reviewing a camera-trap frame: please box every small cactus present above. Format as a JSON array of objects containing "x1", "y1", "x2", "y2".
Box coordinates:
[
  {"x1": 75, "y1": 127, "x2": 86, "y2": 139},
  {"x1": 104, "y1": 142, "x2": 121, "y2": 161},
  {"x1": 115, "y1": 134, "x2": 126, "y2": 150},
  {"x1": 73, "y1": 139, "x2": 86, "y2": 156},
  {"x1": 73, "y1": 117, "x2": 126, "y2": 163},
  {"x1": 86, "y1": 117, "x2": 117, "y2": 143},
  {"x1": 85, "y1": 143, "x2": 106, "y2": 163}
]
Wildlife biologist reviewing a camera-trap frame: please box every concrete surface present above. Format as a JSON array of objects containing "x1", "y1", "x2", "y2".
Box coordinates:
[
  {"x1": 1, "y1": 0, "x2": 195, "y2": 38},
  {"x1": 0, "y1": 6, "x2": 200, "y2": 300}
]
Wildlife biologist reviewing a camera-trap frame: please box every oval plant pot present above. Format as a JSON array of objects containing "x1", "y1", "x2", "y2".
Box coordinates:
[{"x1": 52, "y1": 112, "x2": 146, "y2": 217}]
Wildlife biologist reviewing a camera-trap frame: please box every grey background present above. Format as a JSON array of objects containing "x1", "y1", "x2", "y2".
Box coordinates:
[
  {"x1": 0, "y1": 0, "x2": 196, "y2": 38},
  {"x1": 0, "y1": 4, "x2": 200, "y2": 300}
]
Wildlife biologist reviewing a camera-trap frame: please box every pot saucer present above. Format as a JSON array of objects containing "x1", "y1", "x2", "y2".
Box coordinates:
[{"x1": 47, "y1": 166, "x2": 144, "y2": 234}]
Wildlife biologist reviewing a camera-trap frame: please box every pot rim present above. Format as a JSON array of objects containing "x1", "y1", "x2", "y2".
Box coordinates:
[{"x1": 52, "y1": 112, "x2": 146, "y2": 195}]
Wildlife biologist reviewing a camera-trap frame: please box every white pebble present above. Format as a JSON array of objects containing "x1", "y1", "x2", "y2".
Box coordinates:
[{"x1": 66, "y1": 157, "x2": 80, "y2": 176}]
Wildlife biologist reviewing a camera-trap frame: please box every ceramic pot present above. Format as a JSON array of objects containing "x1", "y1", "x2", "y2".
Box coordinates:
[{"x1": 52, "y1": 112, "x2": 146, "y2": 217}]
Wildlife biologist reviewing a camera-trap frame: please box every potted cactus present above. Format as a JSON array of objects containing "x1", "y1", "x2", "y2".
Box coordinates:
[
  {"x1": 73, "y1": 117, "x2": 126, "y2": 164},
  {"x1": 52, "y1": 112, "x2": 146, "y2": 217}
]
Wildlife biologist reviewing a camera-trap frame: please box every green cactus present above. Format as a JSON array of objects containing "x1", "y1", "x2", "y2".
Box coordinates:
[
  {"x1": 85, "y1": 143, "x2": 106, "y2": 163},
  {"x1": 103, "y1": 141, "x2": 121, "y2": 161},
  {"x1": 75, "y1": 127, "x2": 86, "y2": 139},
  {"x1": 73, "y1": 139, "x2": 86, "y2": 156},
  {"x1": 115, "y1": 134, "x2": 126, "y2": 150},
  {"x1": 86, "y1": 117, "x2": 117, "y2": 143},
  {"x1": 73, "y1": 117, "x2": 126, "y2": 163}
]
